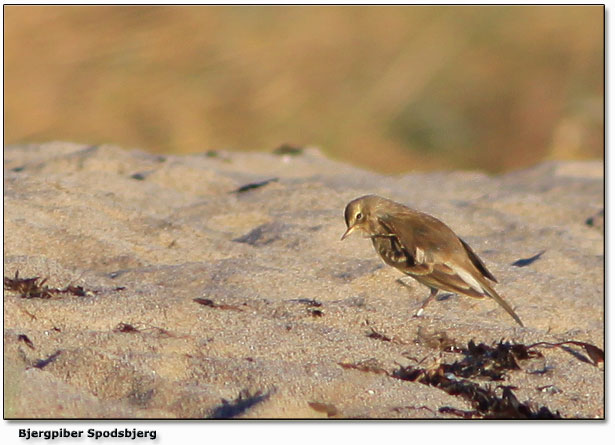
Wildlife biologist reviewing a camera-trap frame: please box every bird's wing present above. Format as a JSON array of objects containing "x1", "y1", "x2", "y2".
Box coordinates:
[
  {"x1": 377, "y1": 212, "x2": 489, "y2": 297},
  {"x1": 378, "y1": 211, "x2": 523, "y2": 327},
  {"x1": 458, "y1": 237, "x2": 498, "y2": 283}
]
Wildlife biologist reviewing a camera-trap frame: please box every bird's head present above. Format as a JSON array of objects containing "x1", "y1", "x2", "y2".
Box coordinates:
[{"x1": 341, "y1": 195, "x2": 382, "y2": 240}]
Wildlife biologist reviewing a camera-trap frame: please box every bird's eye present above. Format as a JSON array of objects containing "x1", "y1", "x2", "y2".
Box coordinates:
[{"x1": 356, "y1": 212, "x2": 363, "y2": 220}]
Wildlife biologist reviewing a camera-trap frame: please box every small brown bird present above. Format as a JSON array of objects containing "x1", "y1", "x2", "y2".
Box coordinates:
[{"x1": 341, "y1": 195, "x2": 523, "y2": 327}]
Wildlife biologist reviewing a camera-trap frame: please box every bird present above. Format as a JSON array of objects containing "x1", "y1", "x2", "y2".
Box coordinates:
[{"x1": 341, "y1": 195, "x2": 523, "y2": 327}]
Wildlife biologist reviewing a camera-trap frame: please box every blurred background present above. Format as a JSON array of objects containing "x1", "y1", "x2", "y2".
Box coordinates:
[{"x1": 4, "y1": 5, "x2": 603, "y2": 173}]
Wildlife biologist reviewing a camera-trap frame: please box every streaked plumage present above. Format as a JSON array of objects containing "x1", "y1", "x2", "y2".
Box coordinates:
[{"x1": 341, "y1": 195, "x2": 523, "y2": 327}]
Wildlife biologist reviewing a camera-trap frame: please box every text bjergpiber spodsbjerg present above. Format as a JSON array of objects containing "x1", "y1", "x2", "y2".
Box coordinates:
[{"x1": 19, "y1": 428, "x2": 156, "y2": 440}]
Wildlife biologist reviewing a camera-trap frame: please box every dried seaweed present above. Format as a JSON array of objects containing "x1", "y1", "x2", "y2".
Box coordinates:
[
  {"x1": 149, "y1": 326, "x2": 174, "y2": 338},
  {"x1": 288, "y1": 298, "x2": 324, "y2": 316},
  {"x1": 392, "y1": 365, "x2": 561, "y2": 419},
  {"x1": 17, "y1": 334, "x2": 35, "y2": 349},
  {"x1": 440, "y1": 340, "x2": 543, "y2": 381},
  {"x1": 289, "y1": 298, "x2": 322, "y2": 307},
  {"x1": 114, "y1": 323, "x2": 140, "y2": 333},
  {"x1": 337, "y1": 338, "x2": 595, "y2": 419},
  {"x1": 4, "y1": 271, "x2": 96, "y2": 299},
  {"x1": 416, "y1": 327, "x2": 458, "y2": 351},
  {"x1": 308, "y1": 401, "x2": 339, "y2": 417},
  {"x1": 194, "y1": 298, "x2": 217, "y2": 307},
  {"x1": 208, "y1": 389, "x2": 272, "y2": 419},
  {"x1": 338, "y1": 359, "x2": 389, "y2": 375},
  {"x1": 387, "y1": 338, "x2": 603, "y2": 418},
  {"x1": 114, "y1": 322, "x2": 174, "y2": 337},
  {"x1": 438, "y1": 406, "x2": 478, "y2": 418},
  {"x1": 193, "y1": 298, "x2": 243, "y2": 311},
  {"x1": 232, "y1": 178, "x2": 278, "y2": 193},
  {"x1": 20, "y1": 308, "x2": 38, "y2": 321},
  {"x1": 57, "y1": 285, "x2": 92, "y2": 297},
  {"x1": 4, "y1": 271, "x2": 54, "y2": 299},
  {"x1": 392, "y1": 405, "x2": 435, "y2": 415},
  {"x1": 528, "y1": 341, "x2": 604, "y2": 366},
  {"x1": 367, "y1": 326, "x2": 392, "y2": 342}
]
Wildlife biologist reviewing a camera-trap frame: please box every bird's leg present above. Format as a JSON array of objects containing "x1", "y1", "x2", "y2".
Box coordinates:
[{"x1": 414, "y1": 288, "x2": 438, "y2": 317}]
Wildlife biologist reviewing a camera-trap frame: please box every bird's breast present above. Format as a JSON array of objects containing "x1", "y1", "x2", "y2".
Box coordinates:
[{"x1": 371, "y1": 235, "x2": 409, "y2": 268}]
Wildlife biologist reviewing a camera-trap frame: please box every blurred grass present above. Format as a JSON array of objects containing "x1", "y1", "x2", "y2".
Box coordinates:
[{"x1": 4, "y1": 5, "x2": 603, "y2": 173}]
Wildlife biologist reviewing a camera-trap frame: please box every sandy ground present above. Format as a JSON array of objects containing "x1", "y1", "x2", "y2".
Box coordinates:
[{"x1": 3, "y1": 142, "x2": 604, "y2": 418}]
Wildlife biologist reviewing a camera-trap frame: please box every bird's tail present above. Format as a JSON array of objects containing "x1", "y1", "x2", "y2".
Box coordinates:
[{"x1": 483, "y1": 285, "x2": 524, "y2": 327}]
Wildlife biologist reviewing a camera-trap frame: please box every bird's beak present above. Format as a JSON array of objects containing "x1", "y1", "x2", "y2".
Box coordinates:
[{"x1": 341, "y1": 224, "x2": 357, "y2": 241}]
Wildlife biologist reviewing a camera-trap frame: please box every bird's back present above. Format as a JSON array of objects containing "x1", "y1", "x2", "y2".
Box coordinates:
[{"x1": 374, "y1": 206, "x2": 497, "y2": 291}]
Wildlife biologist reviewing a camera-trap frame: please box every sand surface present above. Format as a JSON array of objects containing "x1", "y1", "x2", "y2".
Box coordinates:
[{"x1": 3, "y1": 143, "x2": 604, "y2": 418}]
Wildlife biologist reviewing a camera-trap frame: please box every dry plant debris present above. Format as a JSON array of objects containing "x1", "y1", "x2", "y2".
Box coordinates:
[
  {"x1": 338, "y1": 339, "x2": 603, "y2": 419},
  {"x1": 193, "y1": 298, "x2": 244, "y2": 312},
  {"x1": 17, "y1": 334, "x2": 35, "y2": 349},
  {"x1": 113, "y1": 323, "x2": 174, "y2": 338},
  {"x1": 4, "y1": 270, "x2": 96, "y2": 299}
]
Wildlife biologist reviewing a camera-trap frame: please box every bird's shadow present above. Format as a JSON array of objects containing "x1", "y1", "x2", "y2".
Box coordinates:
[
  {"x1": 207, "y1": 389, "x2": 272, "y2": 419},
  {"x1": 512, "y1": 250, "x2": 546, "y2": 267},
  {"x1": 435, "y1": 293, "x2": 454, "y2": 302}
]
